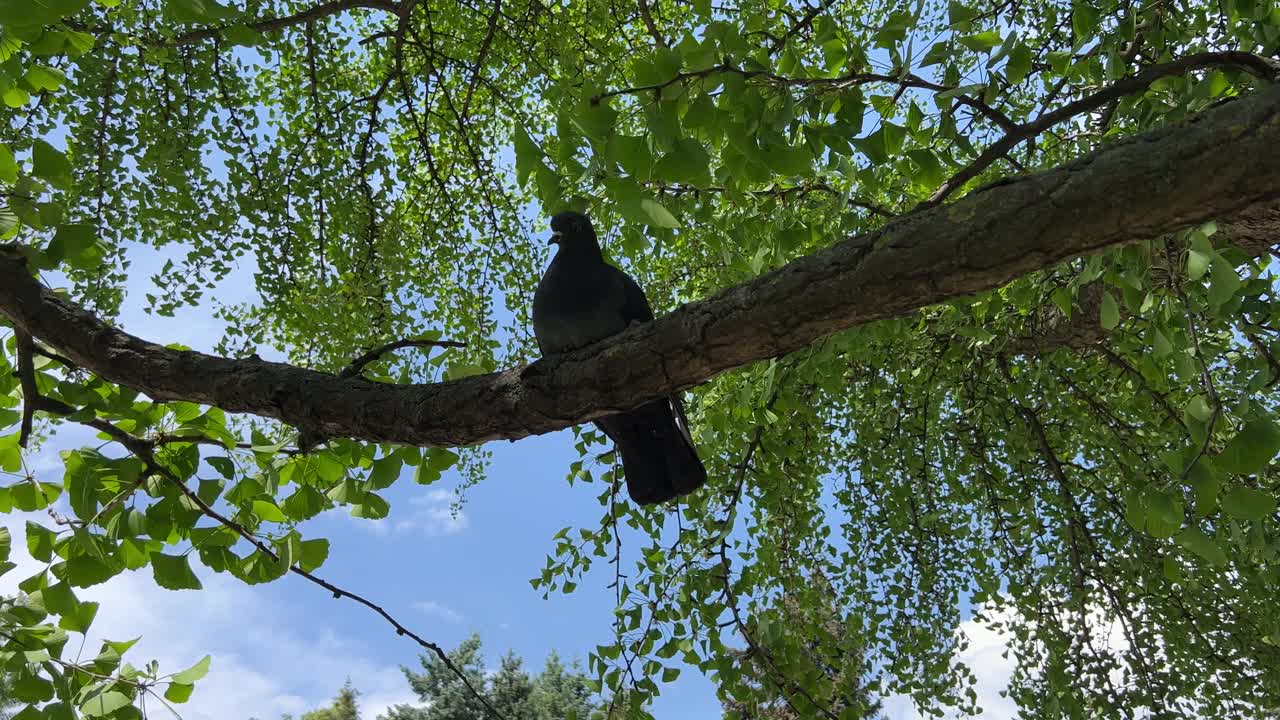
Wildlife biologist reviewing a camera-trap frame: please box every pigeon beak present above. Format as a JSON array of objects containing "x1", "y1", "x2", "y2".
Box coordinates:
[{"x1": 548, "y1": 231, "x2": 563, "y2": 245}]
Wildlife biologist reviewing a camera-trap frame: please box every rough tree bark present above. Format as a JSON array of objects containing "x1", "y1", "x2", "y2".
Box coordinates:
[{"x1": 2, "y1": 86, "x2": 1279, "y2": 448}]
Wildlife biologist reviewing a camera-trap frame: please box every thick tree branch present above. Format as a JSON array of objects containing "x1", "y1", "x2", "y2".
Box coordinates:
[
  {"x1": 2, "y1": 87, "x2": 1279, "y2": 448},
  {"x1": 14, "y1": 329, "x2": 37, "y2": 448}
]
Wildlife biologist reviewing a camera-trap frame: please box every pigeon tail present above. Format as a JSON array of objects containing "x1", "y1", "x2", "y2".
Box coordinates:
[{"x1": 597, "y1": 399, "x2": 707, "y2": 506}]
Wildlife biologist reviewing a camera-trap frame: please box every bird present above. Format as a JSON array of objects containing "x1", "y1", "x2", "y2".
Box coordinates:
[{"x1": 531, "y1": 210, "x2": 707, "y2": 505}]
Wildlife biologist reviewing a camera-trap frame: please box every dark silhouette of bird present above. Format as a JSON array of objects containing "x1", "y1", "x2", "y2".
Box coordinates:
[{"x1": 532, "y1": 210, "x2": 707, "y2": 505}]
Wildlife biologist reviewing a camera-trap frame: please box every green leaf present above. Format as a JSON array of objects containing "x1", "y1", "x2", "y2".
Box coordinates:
[
  {"x1": 0, "y1": 143, "x2": 17, "y2": 183},
  {"x1": 0, "y1": 526, "x2": 9, "y2": 562},
  {"x1": 39, "y1": 580, "x2": 77, "y2": 615},
  {"x1": 368, "y1": 455, "x2": 403, "y2": 489},
  {"x1": 0, "y1": 0, "x2": 91, "y2": 25},
  {"x1": 281, "y1": 485, "x2": 327, "y2": 521},
  {"x1": 164, "y1": 0, "x2": 237, "y2": 22},
  {"x1": 1207, "y1": 260, "x2": 1242, "y2": 307},
  {"x1": 352, "y1": 492, "x2": 390, "y2": 519},
  {"x1": 639, "y1": 198, "x2": 679, "y2": 228},
  {"x1": 13, "y1": 674, "x2": 55, "y2": 702},
  {"x1": 906, "y1": 149, "x2": 945, "y2": 188},
  {"x1": 948, "y1": 0, "x2": 980, "y2": 25},
  {"x1": 1185, "y1": 395, "x2": 1212, "y2": 424},
  {"x1": 170, "y1": 654, "x2": 211, "y2": 684},
  {"x1": 165, "y1": 683, "x2": 195, "y2": 703},
  {"x1": 298, "y1": 538, "x2": 329, "y2": 572},
  {"x1": 1145, "y1": 489, "x2": 1183, "y2": 538},
  {"x1": 514, "y1": 126, "x2": 543, "y2": 187},
  {"x1": 1005, "y1": 43, "x2": 1032, "y2": 84},
  {"x1": 444, "y1": 363, "x2": 487, "y2": 381},
  {"x1": 81, "y1": 690, "x2": 131, "y2": 717},
  {"x1": 1186, "y1": 458, "x2": 1220, "y2": 516},
  {"x1": 23, "y1": 65, "x2": 66, "y2": 92},
  {"x1": 1072, "y1": 3, "x2": 1099, "y2": 42},
  {"x1": 958, "y1": 31, "x2": 1002, "y2": 52},
  {"x1": 606, "y1": 134, "x2": 654, "y2": 180},
  {"x1": 251, "y1": 500, "x2": 287, "y2": 523},
  {"x1": 414, "y1": 461, "x2": 441, "y2": 486},
  {"x1": 1186, "y1": 248, "x2": 1212, "y2": 280},
  {"x1": 64, "y1": 555, "x2": 116, "y2": 587},
  {"x1": 33, "y1": 139, "x2": 73, "y2": 190},
  {"x1": 223, "y1": 24, "x2": 264, "y2": 47},
  {"x1": 1217, "y1": 417, "x2": 1280, "y2": 475},
  {"x1": 1221, "y1": 485, "x2": 1277, "y2": 521},
  {"x1": 48, "y1": 223, "x2": 102, "y2": 270},
  {"x1": 653, "y1": 139, "x2": 712, "y2": 186},
  {"x1": 1175, "y1": 526, "x2": 1228, "y2": 566},
  {"x1": 150, "y1": 552, "x2": 203, "y2": 590},
  {"x1": 66, "y1": 29, "x2": 96, "y2": 54},
  {"x1": 1100, "y1": 291, "x2": 1120, "y2": 330},
  {"x1": 27, "y1": 521, "x2": 58, "y2": 562},
  {"x1": 425, "y1": 447, "x2": 459, "y2": 472},
  {"x1": 1, "y1": 84, "x2": 30, "y2": 108},
  {"x1": 59, "y1": 599, "x2": 99, "y2": 633},
  {"x1": 207, "y1": 455, "x2": 236, "y2": 479}
]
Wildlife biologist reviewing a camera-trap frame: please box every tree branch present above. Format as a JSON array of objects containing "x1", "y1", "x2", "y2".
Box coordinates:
[
  {"x1": 636, "y1": 0, "x2": 667, "y2": 48},
  {"x1": 2, "y1": 86, "x2": 1278, "y2": 448},
  {"x1": 14, "y1": 329, "x2": 37, "y2": 448},
  {"x1": 339, "y1": 337, "x2": 467, "y2": 378},
  {"x1": 170, "y1": 0, "x2": 401, "y2": 46},
  {"x1": 924, "y1": 51, "x2": 1280, "y2": 207},
  {"x1": 29, "y1": 396, "x2": 506, "y2": 720}
]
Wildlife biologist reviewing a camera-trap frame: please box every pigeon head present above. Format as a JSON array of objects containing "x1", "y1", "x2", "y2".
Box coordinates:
[{"x1": 548, "y1": 211, "x2": 600, "y2": 256}]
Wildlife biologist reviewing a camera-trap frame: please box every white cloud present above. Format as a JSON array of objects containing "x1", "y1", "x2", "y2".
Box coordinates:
[
  {"x1": 323, "y1": 488, "x2": 468, "y2": 539},
  {"x1": 413, "y1": 600, "x2": 464, "y2": 624},
  {"x1": 0, "y1": 512, "x2": 416, "y2": 720},
  {"x1": 397, "y1": 489, "x2": 469, "y2": 536}
]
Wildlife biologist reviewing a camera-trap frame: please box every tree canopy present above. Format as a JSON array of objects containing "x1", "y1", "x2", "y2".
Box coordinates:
[{"x1": 1, "y1": 0, "x2": 1279, "y2": 719}]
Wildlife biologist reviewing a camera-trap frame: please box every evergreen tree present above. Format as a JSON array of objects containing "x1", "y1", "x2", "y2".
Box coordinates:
[
  {"x1": 381, "y1": 635, "x2": 599, "y2": 720},
  {"x1": 301, "y1": 680, "x2": 361, "y2": 720},
  {"x1": 490, "y1": 652, "x2": 534, "y2": 718},
  {"x1": 530, "y1": 652, "x2": 594, "y2": 720},
  {"x1": 400, "y1": 635, "x2": 491, "y2": 720}
]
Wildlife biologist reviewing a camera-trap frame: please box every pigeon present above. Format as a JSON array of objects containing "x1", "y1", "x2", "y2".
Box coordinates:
[{"x1": 532, "y1": 210, "x2": 707, "y2": 505}]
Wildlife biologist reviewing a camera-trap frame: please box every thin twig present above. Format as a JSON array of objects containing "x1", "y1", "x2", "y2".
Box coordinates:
[
  {"x1": 27, "y1": 396, "x2": 506, "y2": 720},
  {"x1": 768, "y1": 0, "x2": 838, "y2": 54},
  {"x1": 339, "y1": 337, "x2": 466, "y2": 378},
  {"x1": 923, "y1": 51, "x2": 1280, "y2": 207}
]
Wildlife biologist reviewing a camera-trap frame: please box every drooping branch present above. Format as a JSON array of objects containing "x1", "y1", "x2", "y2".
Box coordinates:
[
  {"x1": 28, "y1": 396, "x2": 505, "y2": 720},
  {"x1": 2, "y1": 86, "x2": 1279, "y2": 448},
  {"x1": 1009, "y1": 203, "x2": 1280, "y2": 355}
]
